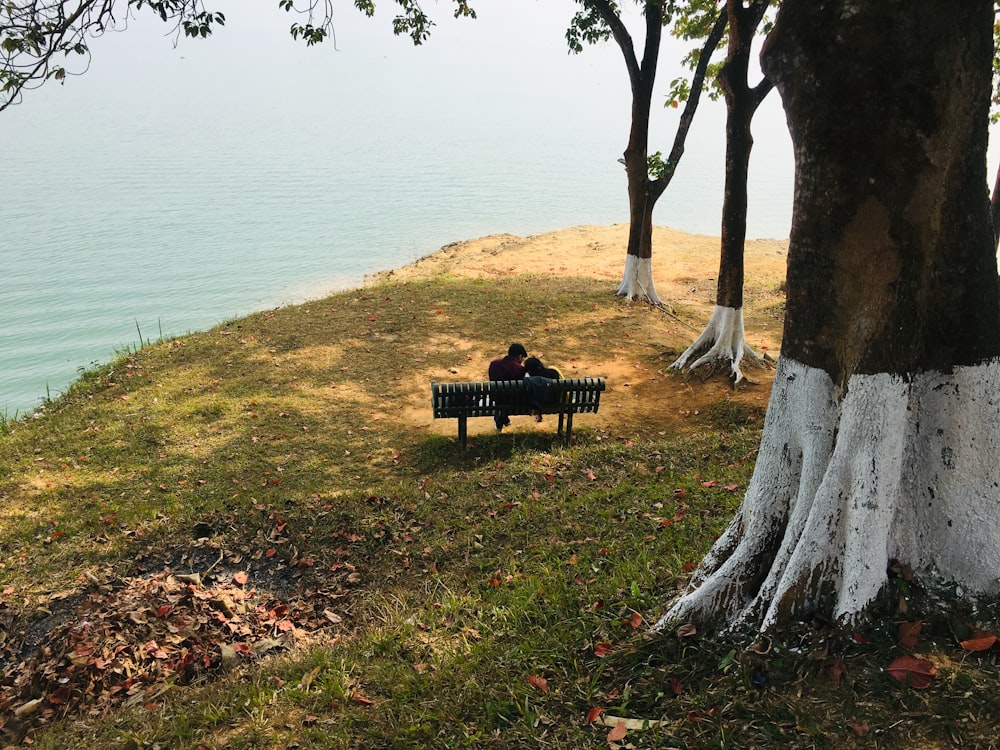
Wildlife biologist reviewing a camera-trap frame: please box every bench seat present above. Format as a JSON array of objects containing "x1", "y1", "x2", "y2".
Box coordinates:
[{"x1": 431, "y1": 377, "x2": 606, "y2": 448}]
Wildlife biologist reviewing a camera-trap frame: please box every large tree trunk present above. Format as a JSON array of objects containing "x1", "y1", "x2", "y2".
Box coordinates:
[
  {"x1": 671, "y1": 0, "x2": 771, "y2": 382},
  {"x1": 660, "y1": 0, "x2": 1000, "y2": 633}
]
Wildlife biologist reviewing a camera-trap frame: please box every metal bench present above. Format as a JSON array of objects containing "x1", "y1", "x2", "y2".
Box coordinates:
[{"x1": 431, "y1": 377, "x2": 606, "y2": 448}]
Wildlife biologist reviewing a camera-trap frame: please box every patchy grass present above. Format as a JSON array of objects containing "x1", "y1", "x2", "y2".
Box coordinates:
[{"x1": 1, "y1": 272, "x2": 998, "y2": 749}]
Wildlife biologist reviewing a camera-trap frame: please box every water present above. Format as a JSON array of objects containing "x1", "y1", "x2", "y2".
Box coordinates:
[{"x1": 4, "y1": 0, "x2": 944, "y2": 417}]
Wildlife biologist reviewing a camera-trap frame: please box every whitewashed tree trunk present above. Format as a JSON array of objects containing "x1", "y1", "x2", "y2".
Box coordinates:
[
  {"x1": 658, "y1": 356, "x2": 1000, "y2": 631},
  {"x1": 659, "y1": 0, "x2": 1000, "y2": 632},
  {"x1": 616, "y1": 254, "x2": 662, "y2": 303},
  {"x1": 670, "y1": 305, "x2": 763, "y2": 383}
]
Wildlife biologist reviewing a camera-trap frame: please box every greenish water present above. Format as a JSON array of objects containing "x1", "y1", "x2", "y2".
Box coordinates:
[{"x1": 2, "y1": 1, "x2": 803, "y2": 416}]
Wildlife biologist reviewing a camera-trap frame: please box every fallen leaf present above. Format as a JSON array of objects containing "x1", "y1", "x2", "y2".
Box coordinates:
[
  {"x1": 823, "y1": 657, "x2": 845, "y2": 683},
  {"x1": 594, "y1": 641, "x2": 616, "y2": 657},
  {"x1": 352, "y1": 688, "x2": 374, "y2": 705},
  {"x1": 629, "y1": 612, "x2": 643, "y2": 629},
  {"x1": 849, "y1": 721, "x2": 870, "y2": 737},
  {"x1": 960, "y1": 631, "x2": 998, "y2": 652},
  {"x1": 676, "y1": 623, "x2": 697, "y2": 638},
  {"x1": 586, "y1": 706, "x2": 605, "y2": 723},
  {"x1": 233, "y1": 571, "x2": 249, "y2": 586},
  {"x1": 886, "y1": 655, "x2": 937, "y2": 689},
  {"x1": 607, "y1": 721, "x2": 627, "y2": 742},
  {"x1": 299, "y1": 667, "x2": 323, "y2": 692},
  {"x1": 527, "y1": 675, "x2": 549, "y2": 694},
  {"x1": 898, "y1": 620, "x2": 922, "y2": 649},
  {"x1": 600, "y1": 714, "x2": 671, "y2": 730}
]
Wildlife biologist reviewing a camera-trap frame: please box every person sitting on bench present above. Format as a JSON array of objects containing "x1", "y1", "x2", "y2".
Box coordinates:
[
  {"x1": 488, "y1": 343, "x2": 527, "y2": 431},
  {"x1": 523, "y1": 356, "x2": 564, "y2": 423}
]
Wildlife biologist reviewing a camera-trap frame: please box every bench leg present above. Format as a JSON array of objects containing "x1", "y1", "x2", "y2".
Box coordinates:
[
  {"x1": 557, "y1": 412, "x2": 565, "y2": 437},
  {"x1": 564, "y1": 413, "x2": 574, "y2": 445},
  {"x1": 458, "y1": 416, "x2": 468, "y2": 449}
]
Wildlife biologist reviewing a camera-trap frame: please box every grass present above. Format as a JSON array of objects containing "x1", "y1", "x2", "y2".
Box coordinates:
[{"x1": 1, "y1": 271, "x2": 998, "y2": 749}]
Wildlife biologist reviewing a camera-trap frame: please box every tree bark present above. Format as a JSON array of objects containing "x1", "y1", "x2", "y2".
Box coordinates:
[
  {"x1": 769, "y1": 0, "x2": 1000, "y2": 384},
  {"x1": 613, "y1": 4, "x2": 727, "y2": 302},
  {"x1": 670, "y1": 1, "x2": 771, "y2": 380},
  {"x1": 716, "y1": 0, "x2": 771, "y2": 311},
  {"x1": 659, "y1": 0, "x2": 1000, "y2": 633}
]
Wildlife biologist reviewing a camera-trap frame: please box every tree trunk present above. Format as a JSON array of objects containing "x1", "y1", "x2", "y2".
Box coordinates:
[
  {"x1": 610, "y1": 4, "x2": 727, "y2": 303},
  {"x1": 670, "y1": 0, "x2": 771, "y2": 381},
  {"x1": 659, "y1": 0, "x2": 1000, "y2": 632}
]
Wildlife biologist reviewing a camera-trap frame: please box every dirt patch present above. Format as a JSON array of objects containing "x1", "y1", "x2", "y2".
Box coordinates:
[{"x1": 371, "y1": 224, "x2": 788, "y2": 441}]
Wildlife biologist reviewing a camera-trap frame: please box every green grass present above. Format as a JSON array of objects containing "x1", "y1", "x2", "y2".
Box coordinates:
[{"x1": 1, "y1": 273, "x2": 998, "y2": 749}]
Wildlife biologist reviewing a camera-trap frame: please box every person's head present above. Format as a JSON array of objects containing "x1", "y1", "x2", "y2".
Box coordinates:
[
  {"x1": 507, "y1": 343, "x2": 528, "y2": 361},
  {"x1": 523, "y1": 356, "x2": 543, "y2": 375}
]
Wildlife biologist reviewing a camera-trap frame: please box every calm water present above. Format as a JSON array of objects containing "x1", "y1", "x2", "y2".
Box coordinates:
[{"x1": 7, "y1": 0, "x2": 944, "y2": 416}]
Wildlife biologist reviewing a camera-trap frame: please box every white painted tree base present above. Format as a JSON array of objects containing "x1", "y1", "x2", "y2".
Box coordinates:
[
  {"x1": 657, "y1": 356, "x2": 1000, "y2": 632},
  {"x1": 670, "y1": 305, "x2": 763, "y2": 383},
  {"x1": 616, "y1": 254, "x2": 662, "y2": 304}
]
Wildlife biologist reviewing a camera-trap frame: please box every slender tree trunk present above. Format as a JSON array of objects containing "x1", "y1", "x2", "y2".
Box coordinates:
[
  {"x1": 604, "y1": 0, "x2": 661, "y2": 302},
  {"x1": 660, "y1": 0, "x2": 1000, "y2": 633},
  {"x1": 715, "y1": 3, "x2": 761, "y2": 310},
  {"x1": 671, "y1": 1, "x2": 771, "y2": 381},
  {"x1": 609, "y1": 3, "x2": 727, "y2": 302}
]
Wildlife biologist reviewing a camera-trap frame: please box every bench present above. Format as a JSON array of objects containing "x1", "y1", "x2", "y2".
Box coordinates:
[{"x1": 431, "y1": 377, "x2": 606, "y2": 448}]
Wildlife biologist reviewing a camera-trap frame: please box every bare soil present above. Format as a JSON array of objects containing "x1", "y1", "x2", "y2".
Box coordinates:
[{"x1": 368, "y1": 223, "x2": 789, "y2": 439}]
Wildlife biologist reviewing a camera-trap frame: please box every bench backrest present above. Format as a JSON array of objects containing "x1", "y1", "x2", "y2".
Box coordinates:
[{"x1": 431, "y1": 378, "x2": 605, "y2": 418}]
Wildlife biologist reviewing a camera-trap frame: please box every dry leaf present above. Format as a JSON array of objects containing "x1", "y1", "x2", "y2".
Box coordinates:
[
  {"x1": 599, "y1": 714, "x2": 671, "y2": 730},
  {"x1": 299, "y1": 665, "x2": 322, "y2": 691},
  {"x1": 823, "y1": 658, "x2": 845, "y2": 683},
  {"x1": 849, "y1": 721, "x2": 870, "y2": 737},
  {"x1": 676, "y1": 623, "x2": 697, "y2": 638},
  {"x1": 586, "y1": 706, "x2": 605, "y2": 723},
  {"x1": 527, "y1": 675, "x2": 549, "y2": 694},
  {"x1": 607, "y1": 721, "x2": 627, "y2": 742},
  {"x1": 960, "y1": 631, "x2": 998, "y2": 652},
  {"x1": 594, "y1": 641, "x2": 616, "y2": 657},
  {"x1": 886, "y1": 655, "x2": 937, "y2": 689},
  {"x1": 898, "y1": 620, "x2": 922, "y2": 649}
]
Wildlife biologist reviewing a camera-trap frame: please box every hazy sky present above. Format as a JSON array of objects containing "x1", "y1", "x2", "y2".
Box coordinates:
[{"x1": 5, "y1": 0, "x2": 996, "y2": 239}]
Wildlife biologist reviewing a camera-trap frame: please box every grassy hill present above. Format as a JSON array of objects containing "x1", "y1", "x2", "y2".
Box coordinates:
[{"x1": 1, "y1": 231, "x2": 996, "y2": 749}]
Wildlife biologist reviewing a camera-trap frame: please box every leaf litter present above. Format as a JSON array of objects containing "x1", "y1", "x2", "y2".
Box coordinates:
[{"x1": 0, "y1": 540, "x2": 348, "y2": 742}]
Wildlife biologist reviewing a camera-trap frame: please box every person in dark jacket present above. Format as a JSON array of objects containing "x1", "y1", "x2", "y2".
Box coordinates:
[
  {"x1": 488, "y1": 343, "x2": 527, "y2": 381},
  {"x1": 488, "y1": 343, "x2": 527, "y2": 430},
  {"x1": 523, "y1": 356, "x2": 564, "y2": 422}
]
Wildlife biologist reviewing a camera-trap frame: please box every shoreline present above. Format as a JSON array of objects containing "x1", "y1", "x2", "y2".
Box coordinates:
[{"x1": 2, "y1": 224, "x2": 789, "y2": 419}]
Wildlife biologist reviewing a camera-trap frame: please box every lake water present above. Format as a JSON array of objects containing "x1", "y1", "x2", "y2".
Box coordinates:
[{"x1": 1, "y1": 1, "x2": 991, "y2": 417}]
